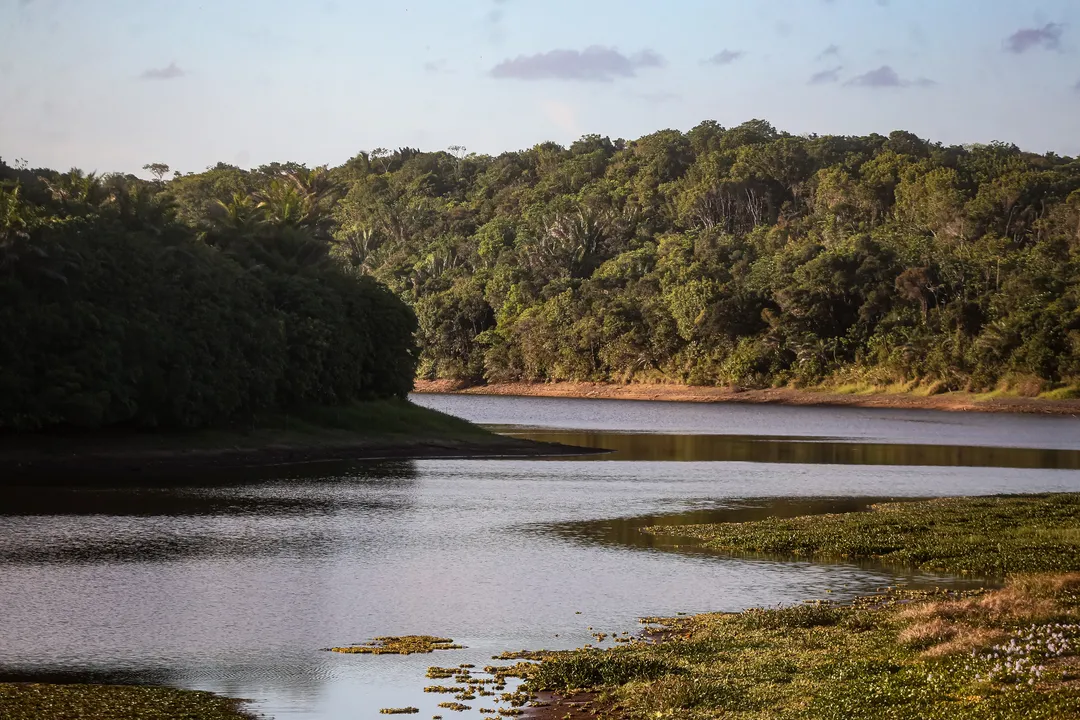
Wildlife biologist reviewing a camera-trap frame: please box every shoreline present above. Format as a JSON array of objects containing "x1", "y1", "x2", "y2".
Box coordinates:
[
  {"x1": 516, "y1": 494, "x2": 1080, "y2": 719},
  {"x1": 0, "y1": 399, "x2": 600, "y2": 480},
  {"x1": 413, "y1": 380, "x2": 1080, "y2": 416},
  {"x1": 0, "y1": 436, "x2": 598, "y2": 479}
]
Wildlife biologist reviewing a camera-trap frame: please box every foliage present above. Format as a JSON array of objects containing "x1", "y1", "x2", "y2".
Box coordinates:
[
  {"x1": 0, "y1": 160, "x2": 417, "y2": 431},
  {"x1": 133, "y1": 122, "x2": 1080, "y2": 391},
  {"x1": 9, "y1": 120, "x2": 1079, "y2": 415},
  {"x1": 526, "y1": 652, "x2": 680, "y2": 694},
  {"x1": 646, "y1": 494, "x2": 1080, "y2": 576},
  {"x1": 518, "y1": 518, "x2": 1080, "y2": 719}
]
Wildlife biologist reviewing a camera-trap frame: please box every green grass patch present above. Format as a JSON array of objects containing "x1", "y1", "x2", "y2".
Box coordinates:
[
  {"x1": 1040, "y1": 385, "x2": 1080, "y2": 400},
  {"x1": 504, "y1": 496, "x2": 1080, "y2": 717},
  {"x1": 645, "y1": 494, "x2": 1080, "y2": 576},
  {"x1": 252, "y1": 399, "x2": 492, "y2": 440},
  {"x1": 519, "y1": 577, "x2": 1080, "y2": 719},
  {"x1": 0, "y1": 683, "x2": 253, "y2": 720},
  {"x1": 327, "y1": 635, "x2": 465, "y2": 655}
]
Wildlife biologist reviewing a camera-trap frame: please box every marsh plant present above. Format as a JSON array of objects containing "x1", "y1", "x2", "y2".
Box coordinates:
[
  {"x1": 971, "y1": 623, "x2": 1080, "y2": 685},
  {"x1": 327, "y1": 636, "x2": 464, "y2": 655}
]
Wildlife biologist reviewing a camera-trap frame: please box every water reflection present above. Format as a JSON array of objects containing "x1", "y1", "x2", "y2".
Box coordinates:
[{"x1": 508, "y1": 430, "x2": 1080, "y2": 468}]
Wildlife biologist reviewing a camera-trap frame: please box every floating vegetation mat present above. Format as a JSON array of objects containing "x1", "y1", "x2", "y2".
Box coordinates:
[
  {"x1": 0, "y1": 683, "x2": 254, "y2": 720},
  {"x1": 326, "y1": 636, "x2": 464, "y2": 655},
  {"x1": 644, "y1": 493, "x2": 1080, "y2": 576}
]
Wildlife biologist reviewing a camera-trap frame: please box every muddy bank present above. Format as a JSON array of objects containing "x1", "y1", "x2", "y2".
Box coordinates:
[{"x1": 413, "y1": 380, "x2": 1080, "y2": 416}]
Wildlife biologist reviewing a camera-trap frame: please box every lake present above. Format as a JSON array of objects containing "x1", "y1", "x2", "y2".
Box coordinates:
[{"x1": 1, "y1": 395, "x2": 1078, "y2": 718}]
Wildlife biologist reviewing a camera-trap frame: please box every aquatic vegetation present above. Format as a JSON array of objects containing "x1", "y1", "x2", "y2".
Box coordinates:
[
  {"x1": 436, "y1": 701, "x2": 470, "y2": 711},
  {"x1": 492, "y1": 650, "x2": 549, "y2": 661},
  {"x1": 646, "y1": 494, "x2": 1080, "y2": 576},
  {"x1": 969, "y1": 623, "x2": 1080, "y2": 685},
  {"x1": 525, "y1": 650, "x2": 680, "y2": 693},
  {"x1": 379, "y1": 708, "x2": 419, "y2": 715},
  {"x1": 423, "y1": 686, "x2": 464, "y2": 694},
  {"x1": 512, "y1": 580, "x2": 1080, "y2": 718},
  {"x1": 0, "y1": 683, "x2": 254, "y2": 720},
  {"x1": 328, "y1": 636, "x2": 464, "y2": 655},
  {"x1": 502, "y1": 505, "x2": 1080, "y2": 720}
]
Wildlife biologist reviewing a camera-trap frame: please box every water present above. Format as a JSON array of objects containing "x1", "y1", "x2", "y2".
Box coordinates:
[{"x1": 1, "y1": 394, "x2": 1078, "y2": 718}]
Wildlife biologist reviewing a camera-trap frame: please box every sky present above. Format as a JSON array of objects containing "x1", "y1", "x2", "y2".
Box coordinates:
[{"x1": 1, "y1": 0, "x2": 1079, "y2": 176}]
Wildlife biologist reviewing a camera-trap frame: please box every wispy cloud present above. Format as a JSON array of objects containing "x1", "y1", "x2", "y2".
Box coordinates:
[
  {"x1": 423, "y1": 59, "x2": 448, "y2": 74},
  {"x1": 491, "y1": 46, "x2": 663, "y2": 82},
  {"x1": 809, "y1": 66, "x2": 843, "y2": 85},
  {"x1": 845, "y1": 65, "x2": 935, "y2": 88},
  {"x1": 140, "y1": 62, "x2": 184, "y2": 81},
  {"x1": 1005, "y1": 23, "x2": 1064, "y2": 53},
  {"x1": 704, "y1": 49, "x2": 745, "y2": 66},
  {"x1": 817, "y1": 44, "x2": 840, "y2": 60}
]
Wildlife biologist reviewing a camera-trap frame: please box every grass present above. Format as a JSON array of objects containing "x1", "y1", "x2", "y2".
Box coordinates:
[
  {"x1": 1040, "y1": 385, "x2": 1080, "y2": 400},
  {"x1": 326, "y1": 635, "x2": 464, "y2": 655},
  {"x1": 0, "y1": 398, "x2": 553, "y2": 476},
  {"x1": 501, "y1": 494, "x2": 1080, "y2": 719},
  {"x1": 644, "y1": 494, "x2": 1080, "y2": 577},
  {"x1": 517, "y1": 578, "x2": 1080, "y2": 719},
  {"x1": 0, "y1": 683, "x2": 254, "y2": 720},
  {"x1": 250, "y1": 399, "x2": 494, "y2": 443}
]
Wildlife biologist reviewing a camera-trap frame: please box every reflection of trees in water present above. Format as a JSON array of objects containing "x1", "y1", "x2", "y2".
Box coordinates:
[
  {"x1": 0, "y1": 459, "x2": 421, "y2": 563},
  {"x1": 520, "y1": 432, "x2": 1080, "y2": 469},
  {"x1": 0, "y1": 460, "x2": 421, "y2": 518}
]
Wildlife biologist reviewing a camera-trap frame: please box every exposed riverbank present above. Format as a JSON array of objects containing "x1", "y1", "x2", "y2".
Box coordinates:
[
  {"x1": 0, "y1": 399, "x2": 594, "y2": 479},
  {"x1": 413, "y1": 380, "x2": 1080, "y2": 416},
  {"x1": 507, "y1": 494, "x2": 1080, "y2": 719}
]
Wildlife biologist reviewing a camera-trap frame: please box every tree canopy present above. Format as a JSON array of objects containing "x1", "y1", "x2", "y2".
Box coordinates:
[
  {"x1": 0, "y1": 162, "x2": 417, "y2": 431},
  {"x1": 6, "y1": 118, "x2": 1079, "y2": 424}
]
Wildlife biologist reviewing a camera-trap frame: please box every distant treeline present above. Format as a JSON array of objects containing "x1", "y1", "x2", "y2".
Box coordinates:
[
  {"x1": 0, "y1": 163, "x2": 416, "y2": 431},
  {"x1": 5, "y1": 119, "x2": 1080, "y2": 421}
]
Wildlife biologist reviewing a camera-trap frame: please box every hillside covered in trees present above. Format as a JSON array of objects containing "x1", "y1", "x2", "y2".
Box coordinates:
[
  {"x1": 0, "y1": 161, "x2": 417, "y2": 432},
  {"x1": 5, "y1": 119, "x2": 1080, "y2": 422}
]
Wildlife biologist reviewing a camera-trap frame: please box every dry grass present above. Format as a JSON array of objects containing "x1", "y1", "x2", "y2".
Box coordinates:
[
  {"x1": 898, "y1": 619, "x2": 1008, "y2": 657},
  {"x1": 893, "y1": 575, "x2": 1080, "y2": 658}
]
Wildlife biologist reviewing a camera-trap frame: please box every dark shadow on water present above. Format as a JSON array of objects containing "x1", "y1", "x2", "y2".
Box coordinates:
[
  {"x1": 0, "y1": 460, "x2": 419, "y2": 517},
  {"x1": 507, "y1": 430, "x2": 1080, "y2": 469},
  {"x1": 0, "y1": 461, "x2": 421, "y2": 563}
]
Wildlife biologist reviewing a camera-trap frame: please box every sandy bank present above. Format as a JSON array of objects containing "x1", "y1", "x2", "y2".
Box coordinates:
[{"x1": 413, "y1": 380, "x2": 1080, "y2": 416}]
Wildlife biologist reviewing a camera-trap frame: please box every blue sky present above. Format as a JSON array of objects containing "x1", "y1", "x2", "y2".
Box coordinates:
[{"x1": 2, "y1": 0, "x2": 1078, "y2": 175}]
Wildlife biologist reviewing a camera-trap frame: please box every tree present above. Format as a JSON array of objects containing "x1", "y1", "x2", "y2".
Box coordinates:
[{"x1": 143, "y1": 163, "x2": 170, "y2": 181}]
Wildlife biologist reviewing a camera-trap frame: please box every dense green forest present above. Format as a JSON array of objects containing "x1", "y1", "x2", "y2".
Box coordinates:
[
  {"x1": 4, "y1": 118, "x2": 1080, "y2": 427},
  {"x1": 0, "y1": 161, "x2": 417, "y2": 431}
]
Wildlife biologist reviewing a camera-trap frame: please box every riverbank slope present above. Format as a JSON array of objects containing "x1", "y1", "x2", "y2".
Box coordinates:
[
  {"x1": 0, "y1": 399, "x2": 592, "y2": 479},
  {"x1": 414, "y1": 380, "x2": 1080, "y2": 416}
]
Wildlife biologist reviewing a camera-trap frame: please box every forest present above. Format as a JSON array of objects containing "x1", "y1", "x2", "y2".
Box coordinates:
[
  {"x1": 4, "y1": 118, "x2": 1080, "y2": 430},
  {"x1": 0, "y1": 159, "x2": 417, "y2": 431}
]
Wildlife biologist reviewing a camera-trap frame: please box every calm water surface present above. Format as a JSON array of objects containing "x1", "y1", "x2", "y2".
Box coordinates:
[{"x1": 1, "y1": 395, "x2": 1078, "y2": 719}]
